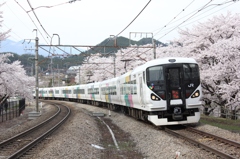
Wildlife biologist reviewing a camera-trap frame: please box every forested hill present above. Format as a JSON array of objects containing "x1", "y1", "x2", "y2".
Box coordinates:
[
  {"x1": 0, "y1": 52, "x2": 83, "y2": 75},
  {"x1": 85, "y1": 36, "x2": 167, "y2": 54},
  {"x1": 0, "y1": 36, "x2": 166, "y2": 74}
]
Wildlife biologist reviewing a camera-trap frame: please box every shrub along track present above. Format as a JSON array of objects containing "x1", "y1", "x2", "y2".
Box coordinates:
[
  {"x1": 0, "y1": 101, "x2": 70, "y2": 159},
  {"x1": 164, "y1": 125, "x2": 240, "y2": 159}
]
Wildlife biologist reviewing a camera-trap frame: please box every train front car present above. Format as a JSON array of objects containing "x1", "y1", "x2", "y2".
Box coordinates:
[{"x1": 146, "y1": 58, "x2": 202, "y2": 126}]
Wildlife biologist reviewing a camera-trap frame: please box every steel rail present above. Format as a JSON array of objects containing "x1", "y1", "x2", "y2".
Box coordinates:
[
  {"x1": 8, "y1": 104, "x2": 71, "y2": 159},
  {"x1": 186, "y1": 127, "x2": 240, "y2": 148},
  {"x1": 164, "y1": 128, "x2": 237, "y2": 159},
  {"x1": 0, "y1": 105, "x2": 60, "y2": 148}
]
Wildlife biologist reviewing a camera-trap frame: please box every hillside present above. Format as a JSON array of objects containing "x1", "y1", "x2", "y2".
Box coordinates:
[
  {"x1": 0, "y1": 39, "x2": 48, "y2": 56},
  {"x1": 86, "y1": 36, "x2": 167, "y2": 54},
  {"x1": 1, "y1": 37, "x2": 166, "y2": 57},
  {"x1": 1, "y1": 36, "x2": 166, "y2": 75}
]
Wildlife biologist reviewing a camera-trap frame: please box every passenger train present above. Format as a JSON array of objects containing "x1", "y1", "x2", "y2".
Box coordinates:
[{"x1": 34, "y1": 57, "x2": 202, "y2": 126}]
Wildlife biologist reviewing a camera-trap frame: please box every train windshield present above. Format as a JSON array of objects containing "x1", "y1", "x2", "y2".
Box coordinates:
[
  {"x1": 147, "y1": 66, "x2": 164, "y2": 81},
  {"x1": 183, "y1": 63, "x2": 199, "y2": 80},
  {"x1": 146, "y1": 63, "x2": 200, "y2": 100}
]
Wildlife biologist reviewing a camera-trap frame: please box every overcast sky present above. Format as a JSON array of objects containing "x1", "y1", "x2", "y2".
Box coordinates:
[{"x1": 2, "y1": 0, "x2": 240, "y2": 47}]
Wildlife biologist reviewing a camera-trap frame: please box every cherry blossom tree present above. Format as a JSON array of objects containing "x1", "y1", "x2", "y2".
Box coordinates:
[
  {"x1": 0, "y1": 53, "x2": 35, "y2": 102},
  {"x1": 77, "y1": 47, "x2": 153, "y2": 83},
  {"x1": 0, "y1": 4, "x2": 35, "y2": 103}
]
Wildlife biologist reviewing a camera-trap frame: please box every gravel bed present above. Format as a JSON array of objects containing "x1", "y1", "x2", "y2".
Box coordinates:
[{"x1": 1, "y1": 100, "x2": 240, "y2": 159}]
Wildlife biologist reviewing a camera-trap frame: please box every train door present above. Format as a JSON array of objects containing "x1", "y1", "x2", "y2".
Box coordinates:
[
  {"x1": 139, "y1": 76, "x2": 144, "y2": 107},
  {"x1": 166, "y1": 66, "x2": 185, "y2": 120}
]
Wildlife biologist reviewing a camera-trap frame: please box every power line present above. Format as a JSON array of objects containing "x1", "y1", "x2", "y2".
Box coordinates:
[
  {"x1": 153, "y1": 0, "x2": 196, "y2": 37},
  {"x1": 95, "y1": 0, "x2": 152, "y2": 54},
  {"x1": 27, "y1": 0, "x2": 50, "y2": 38},
  {"x1": 5, "y1": 3, "x2": 32, "y2": 33},
  {"x1": 1, "y1": 23, "x2": 21, "y2": 41},
  {"x1": 14, "y1": 0, "x2": 49, "y2": 44},
  {"x1": 155, "y1": 0, "x2": 238, "y2": 41},
  {"x1": 154, "y1": 1, "x2": 231, "y2": 38},
  {"x1": 177, "y1": 1, "x2": 236, "y2": 31},
  {"x1": 26, "y1": 0, "x2": 81, "y2": 13},
  {"x1": 116, "y1": 0, "x2": 152, "y2": 37}
]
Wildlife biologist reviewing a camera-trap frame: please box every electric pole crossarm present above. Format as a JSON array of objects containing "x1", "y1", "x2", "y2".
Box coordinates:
[
  {"x1": 39, "y1": 46, "x2": 55, "y2": 55},
  {"x1": 55, "y1": 46, "x2": 71, "y2": 55},
  {"x1": 73, "y1": 46, "x2": 83, "y2": 53}
]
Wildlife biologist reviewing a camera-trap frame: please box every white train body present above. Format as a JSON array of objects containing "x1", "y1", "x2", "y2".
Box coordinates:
[{"x1": 35, "y1": 57, "x2": 202, "y2": 126}]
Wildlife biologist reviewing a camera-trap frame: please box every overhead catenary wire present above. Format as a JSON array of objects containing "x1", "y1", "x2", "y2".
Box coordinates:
[
  {"x1": 14, "y1": 0, "x2": 49, "y2": 44},
  {"x1": 154, "y1": 0, "x2": 239, "y2": 41},
  {"x1": 176, "y1": 2, "x2": 236, "y2": 32},
  {"x1": 153, "y1": 0, "x2": 196, "y2": 37},
  {"x1": 116, "y1": 0, "x2": 152, "y2": 37},
  {"x1": 26, "y1": 0, "x2": 81, "y2": 13},
  {"x1": 2, "y1": 3, "x2": 31, "y2": 42},
  {"x1": 5, "y1": 2, "x2": 32, "y2": 33},
  {"x1": 12, "y1": 0, "x2": 82, "y2": 47},
  {"x1": 96, "y1": 0, "x2": 152, "y2": 53},
  {"x1": 154, "y1": 0, "x2": 215, "y2": 39},
  {"x1": 26, "y1": 0, "x2": 51, "y2": 39}
]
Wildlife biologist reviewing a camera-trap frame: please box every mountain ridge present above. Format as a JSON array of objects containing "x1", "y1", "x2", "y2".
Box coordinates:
[{"x1": 0, "y1": 36, "x2": 167, "y2": 56}]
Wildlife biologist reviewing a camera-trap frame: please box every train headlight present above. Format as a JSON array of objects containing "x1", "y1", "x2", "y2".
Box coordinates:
[
  {"x1": 191, "y1": 90, "x2": 200, "y2": 98},
  {"x1": 152, "y1": 95, "x2": 156, "y2": 100},
  {"x1": 151, "y1": 93, "x2": 160, "y2": 101}
]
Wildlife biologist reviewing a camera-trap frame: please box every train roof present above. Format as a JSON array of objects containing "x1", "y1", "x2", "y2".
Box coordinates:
[
  {"x1": 130, "y1": 57, "x2": 197, "y2": 74},
  {"x1": 145, "y1": 57, "x2": 196, "y2": 66}
]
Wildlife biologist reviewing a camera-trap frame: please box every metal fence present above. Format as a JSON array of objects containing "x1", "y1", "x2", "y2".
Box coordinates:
[
  {"x1": 0, "y1": 98, "x2": 25, "y2": 122},
  {"x1": 201, "y1": 108, "x2": 240, "y2": 120}
]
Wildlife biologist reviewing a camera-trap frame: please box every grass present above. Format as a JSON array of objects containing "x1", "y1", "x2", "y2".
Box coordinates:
[{"x1": 199, "y1": 115, "x2": 240, "y2": 134}]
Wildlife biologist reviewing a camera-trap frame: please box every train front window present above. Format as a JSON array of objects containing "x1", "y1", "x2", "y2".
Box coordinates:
[
  {"x1": 183, "y1": 64, "x2": 199, "y2": 80},
  {"x1": 147, "y1": 66, "x2": 166, "y2": 100},
  {"x1": 147, "y1": 66, "x2": 164, "y2": 81}
]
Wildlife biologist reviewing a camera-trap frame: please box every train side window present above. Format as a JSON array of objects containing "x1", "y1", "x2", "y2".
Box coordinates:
[{"x1": 133, "y1": 80, "x2": 137, "y2": 94}]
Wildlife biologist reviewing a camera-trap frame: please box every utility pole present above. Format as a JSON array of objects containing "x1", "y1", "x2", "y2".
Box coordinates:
[
  {"x1": 35, "y1": 36, "x2": 39, "y2": 112},
  {"x1": 51, "y1": 57, "x2": 54, "y2": 87},
  {"x1": 78, "y1": 66, "x2": 81, "y2": 84},
  {"x1": 57, "y1": 64, "x2": 59, "y2": 86},
  {"x1": 113, "y1": 56, "x2": 116, "y2": 77},
  {"x1": 23, "y1": 33, "x2": 40, "y2": 117},
  {"x1": 153, "y1": 40, "x2": 156, "y2": 59},
  {"x1": 31, "y1": 63, "x2": 33, "y2": 76}
]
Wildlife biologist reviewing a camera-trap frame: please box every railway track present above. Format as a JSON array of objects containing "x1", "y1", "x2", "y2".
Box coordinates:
[
  {"x1": 164, "y1": 125, "x2": 240, "y2": 159},
  {"x1": 0, "y1": 101, "x2": 71, "y2": 159}
]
